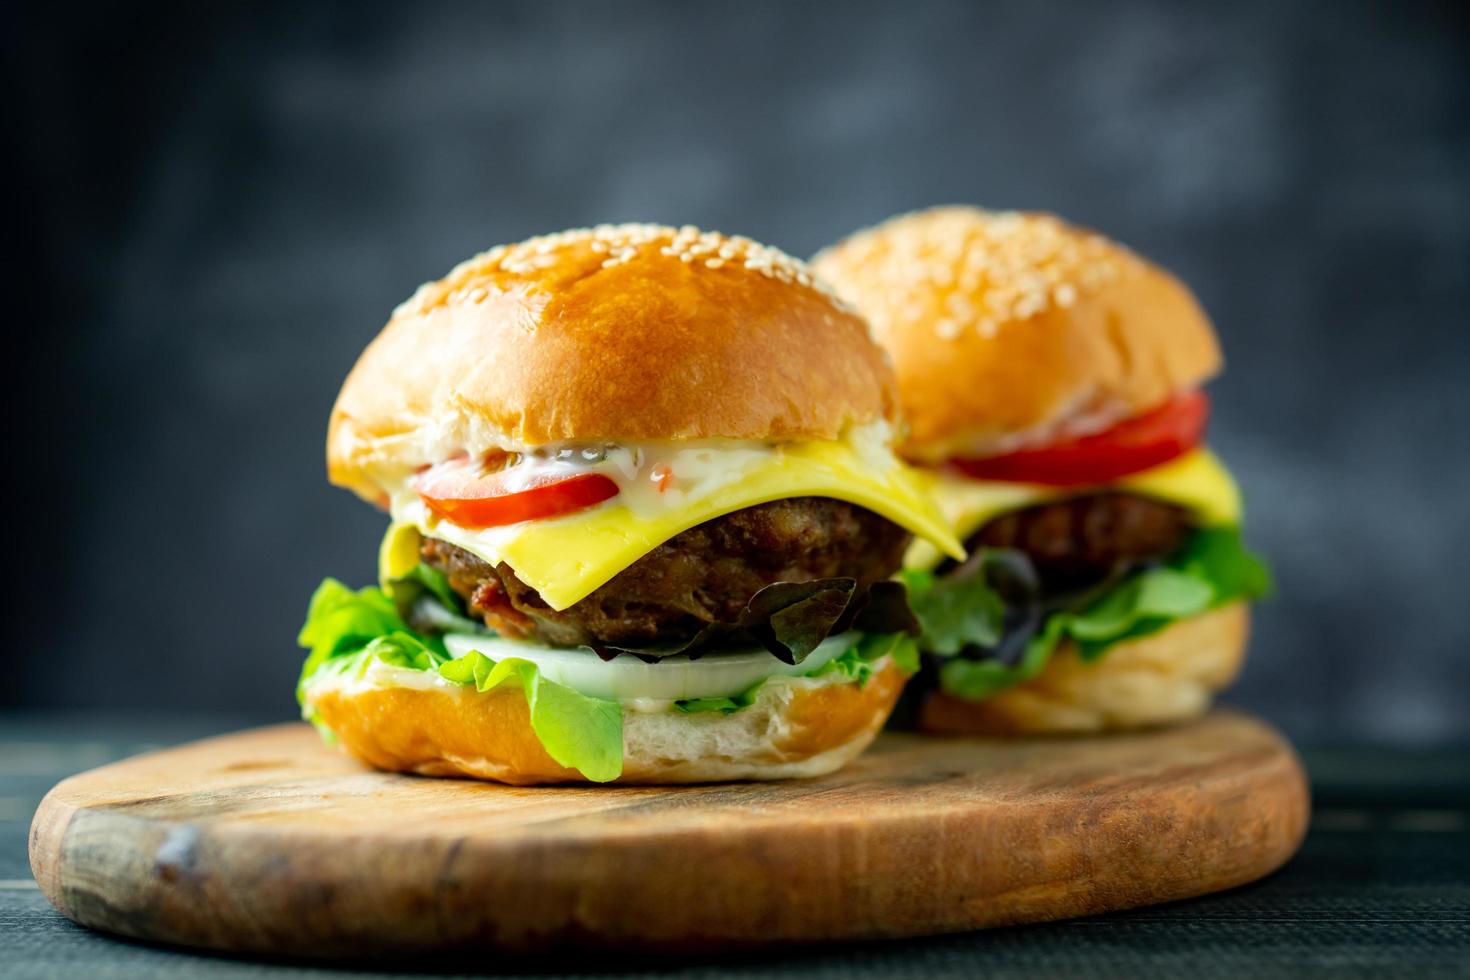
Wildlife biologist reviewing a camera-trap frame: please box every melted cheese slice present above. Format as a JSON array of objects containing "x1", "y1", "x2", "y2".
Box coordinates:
[
  {"x1": 904, "y1": 448, "x2": 1242, "y2": 571},
  {"x1": 387, "y1": 436, "x2": 966, "y2": 611}
]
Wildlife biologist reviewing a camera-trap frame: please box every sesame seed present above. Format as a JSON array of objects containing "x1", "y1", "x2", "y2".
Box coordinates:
[
  {"x1": 391, "y1": 223, "x2": 842, "y2": 319},
  {"x1": 811, "y1": 206, "x2": 1144, "y2": 342}
]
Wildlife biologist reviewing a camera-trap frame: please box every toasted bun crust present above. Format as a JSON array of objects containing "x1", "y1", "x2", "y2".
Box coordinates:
[
  {"x1": 329, "y1": 225, "x2": 895, "y2": 502},
  {"x1": 306, "y1": 660, "x2": 907, "y2": 785},
  {"x1": 812, "y1": 207, "x2": 1222, "y2": 462},
  {"x1": 918, "y1": 603, "x2": 1248, "y2": 735}
]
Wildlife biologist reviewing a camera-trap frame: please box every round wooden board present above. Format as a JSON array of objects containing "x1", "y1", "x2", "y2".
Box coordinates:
[{"x1": 30, "y1": 711, "x2": 1308, "y2": 958}]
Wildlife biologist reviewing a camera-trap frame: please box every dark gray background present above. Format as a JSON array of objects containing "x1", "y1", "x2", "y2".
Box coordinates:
[{"x1": 6, "y1": 1, "x2": 1467, "y2": 743}]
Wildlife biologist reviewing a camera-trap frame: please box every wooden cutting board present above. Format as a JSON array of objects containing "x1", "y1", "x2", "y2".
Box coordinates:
[{"x1": 30, "y1": 711, "x2": 1308, "y2": 958}]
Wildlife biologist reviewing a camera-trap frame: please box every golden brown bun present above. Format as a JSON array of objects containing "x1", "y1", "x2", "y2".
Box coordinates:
[
  {"x1": 812, "y1": 207, "x2": 1222, "y2": 462},
  {"x1": 306, "y1": 660, "x2": 908, "y2": 785},
  {"x1": 918, "y1": 603, "x2": 1248, "y2": 735},
  {"x1": 329, "y1": 225, "x2": 895, "y2": 503}
]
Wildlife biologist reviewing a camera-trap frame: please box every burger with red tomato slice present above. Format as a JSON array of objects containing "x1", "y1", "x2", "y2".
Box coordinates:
[
  {"x1": 297, "y1": 224, "x2": 964, "y2": 784},
  {"x1": 812, "y1": 207, "x2": 1271, "y2": 734}
]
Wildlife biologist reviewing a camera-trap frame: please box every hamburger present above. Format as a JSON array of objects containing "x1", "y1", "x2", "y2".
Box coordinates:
[
  {"x1": 297, "y1": 224, "x2": 963, "y2": 784},
  {"x1": 812, "y1": 207, "x2": 1271, "y2": 734}
]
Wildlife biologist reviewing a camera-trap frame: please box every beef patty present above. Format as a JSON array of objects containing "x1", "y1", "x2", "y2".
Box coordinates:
[
  {"x1": 968, "y1": 492, "x2": 1192, "y2": 593},
  {"x1": 422, "y1": 497, "x2": 911, "y2": 648}
]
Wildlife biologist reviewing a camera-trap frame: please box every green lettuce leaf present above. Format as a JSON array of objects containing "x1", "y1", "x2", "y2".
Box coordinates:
[
  {"x1": 385, "y1": 562, "x2": 487, "y2": 636},
  {"x1": 386, "y1": 562, "x2": 459, "y2": 614},
  {"x1": 1068, "y1": 567, "x2": 1213, "y2": 659},
  {"x1": 438, "y1": 652, "x2": 622, "y2": 783},
  {"x1": 359, "y1": 631, "x2": 450, "y2": 671},
  {"x1": 672, "y1": 695, "x2": 752, "y2": 714},
  {"x1": 296, "y1": 579, "x2": 415, "y2": 701},
  {"x1": 296, "y1": 576, "x2": 623, "y2": 782},
  {"x1": 899, "y1": 569, "x2": 1000, "y2": 653},
  {"x1": 927, "y1": 527, "x2": 1272, "y2": 701},
  {"x1": 1173, "y1": 526, "x2": 1274, "y2": 603},
  {"x1": 939, "y1": 615, "x2": 1068, "y2": 701},
  {"x1": 851, "y1": 631, "x2": 922, "y2": 676},
  {"x1": 899, "y1": 549, "x2": 1038, "y2": 655}
]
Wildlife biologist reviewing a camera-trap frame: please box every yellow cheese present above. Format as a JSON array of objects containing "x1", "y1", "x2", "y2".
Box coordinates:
[
  {"x1": 904, "y1": 448, "x2": 1242, "y2": 571},
  {"x1": 391, "y1": 436, "x2": 966, "y2": 611},
  {"x1": 1119, "y1": 448, "x2": 1241, "y2": 526},
  {"x1": 378, "y1": 522, "x2": 423, "y2": 588}
]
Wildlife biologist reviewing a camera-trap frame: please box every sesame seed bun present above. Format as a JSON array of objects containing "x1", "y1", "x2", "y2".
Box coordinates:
[
  {"x1": 812, "y1": 207, "x2": 1222, "y2": 463},
  {"x1": 329, "y1": 224, "x2": 895, "y2": 503},
  {"x1": 304, "y1": 659, "x2": 908, "y2": 786},
  {"x1": 917, "y1": 602, "x2": 1247, "y2": 735}
]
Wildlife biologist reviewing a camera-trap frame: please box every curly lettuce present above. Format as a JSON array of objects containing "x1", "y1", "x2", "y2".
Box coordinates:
[
  {"x1": 909, "y1": 527, "x2": 1272, "y2": 701},
  {"x1": 587, "y1": 578, "x2": 918, "y2": 664},
  {"x1": 296, "y1": 579, "x2": 431, "y2": 701},
  {"x1": 296, "y1": 574, "x2": 623, "y2": 781}
]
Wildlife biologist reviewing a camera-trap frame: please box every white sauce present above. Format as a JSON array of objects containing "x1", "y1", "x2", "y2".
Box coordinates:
[{"x1": 385, "y1": 420, "x2": 897, "y2": 530}]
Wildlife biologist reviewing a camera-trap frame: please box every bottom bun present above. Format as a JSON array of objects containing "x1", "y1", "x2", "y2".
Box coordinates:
[
  {"x1": 308, "y1": 659, "x2": 908, "y2": 785},
  {"x1": 919, "y1": 602, "x2": 1249, "y2": 735}
]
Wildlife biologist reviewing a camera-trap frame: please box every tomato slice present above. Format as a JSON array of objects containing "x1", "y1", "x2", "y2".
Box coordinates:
[
  {"x1": 412, "y1": 457, "x2": 620, "y2": 529},
  {"x1": 951, "y1": 391, "x2": 1210, "y2": 487}
]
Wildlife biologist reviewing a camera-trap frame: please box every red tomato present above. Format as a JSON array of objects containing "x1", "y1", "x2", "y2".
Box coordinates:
[
  {"x1": 951, "y1": 391, "x2": 1210, "y2": 487},
  {"x1": 412, "y1": 457, "x2": 620, "y2": 529}
]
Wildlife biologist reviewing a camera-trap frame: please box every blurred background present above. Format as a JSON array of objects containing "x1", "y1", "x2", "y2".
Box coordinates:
[{"x1": 5, "y1": 0, "x2": 1467, "y2": 744}]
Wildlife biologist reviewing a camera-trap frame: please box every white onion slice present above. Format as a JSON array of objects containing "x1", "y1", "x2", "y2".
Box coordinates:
[{"x1": 441, "y1": 632, "x2": 856, "y2": 702}]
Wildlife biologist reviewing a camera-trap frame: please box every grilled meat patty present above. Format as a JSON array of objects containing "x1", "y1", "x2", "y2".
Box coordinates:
[
  {"x1": 422, "y1": 497, "x2": 911, "y2": 648},
  {"x1": 968, "y1": 492, "x2": 1192, "y2": 593}
]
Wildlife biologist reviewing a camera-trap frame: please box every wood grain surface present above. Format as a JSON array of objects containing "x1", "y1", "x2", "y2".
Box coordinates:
[{"x1": 28, "y1": 711, "x2": 1309, "y2": 958}]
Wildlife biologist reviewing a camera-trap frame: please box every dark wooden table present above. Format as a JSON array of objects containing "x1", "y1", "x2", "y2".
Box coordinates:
[{"x1": 3, "y1": 711, "x2": 1467, "y2": 979}]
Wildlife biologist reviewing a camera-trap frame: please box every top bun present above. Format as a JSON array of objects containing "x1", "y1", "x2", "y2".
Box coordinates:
[
  {"x1": 329, "y1": 224, "x2": 896, "y2": 502},
  {"x1": 812, "y1": 207, "x2": 1221, "y2": 463}
]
